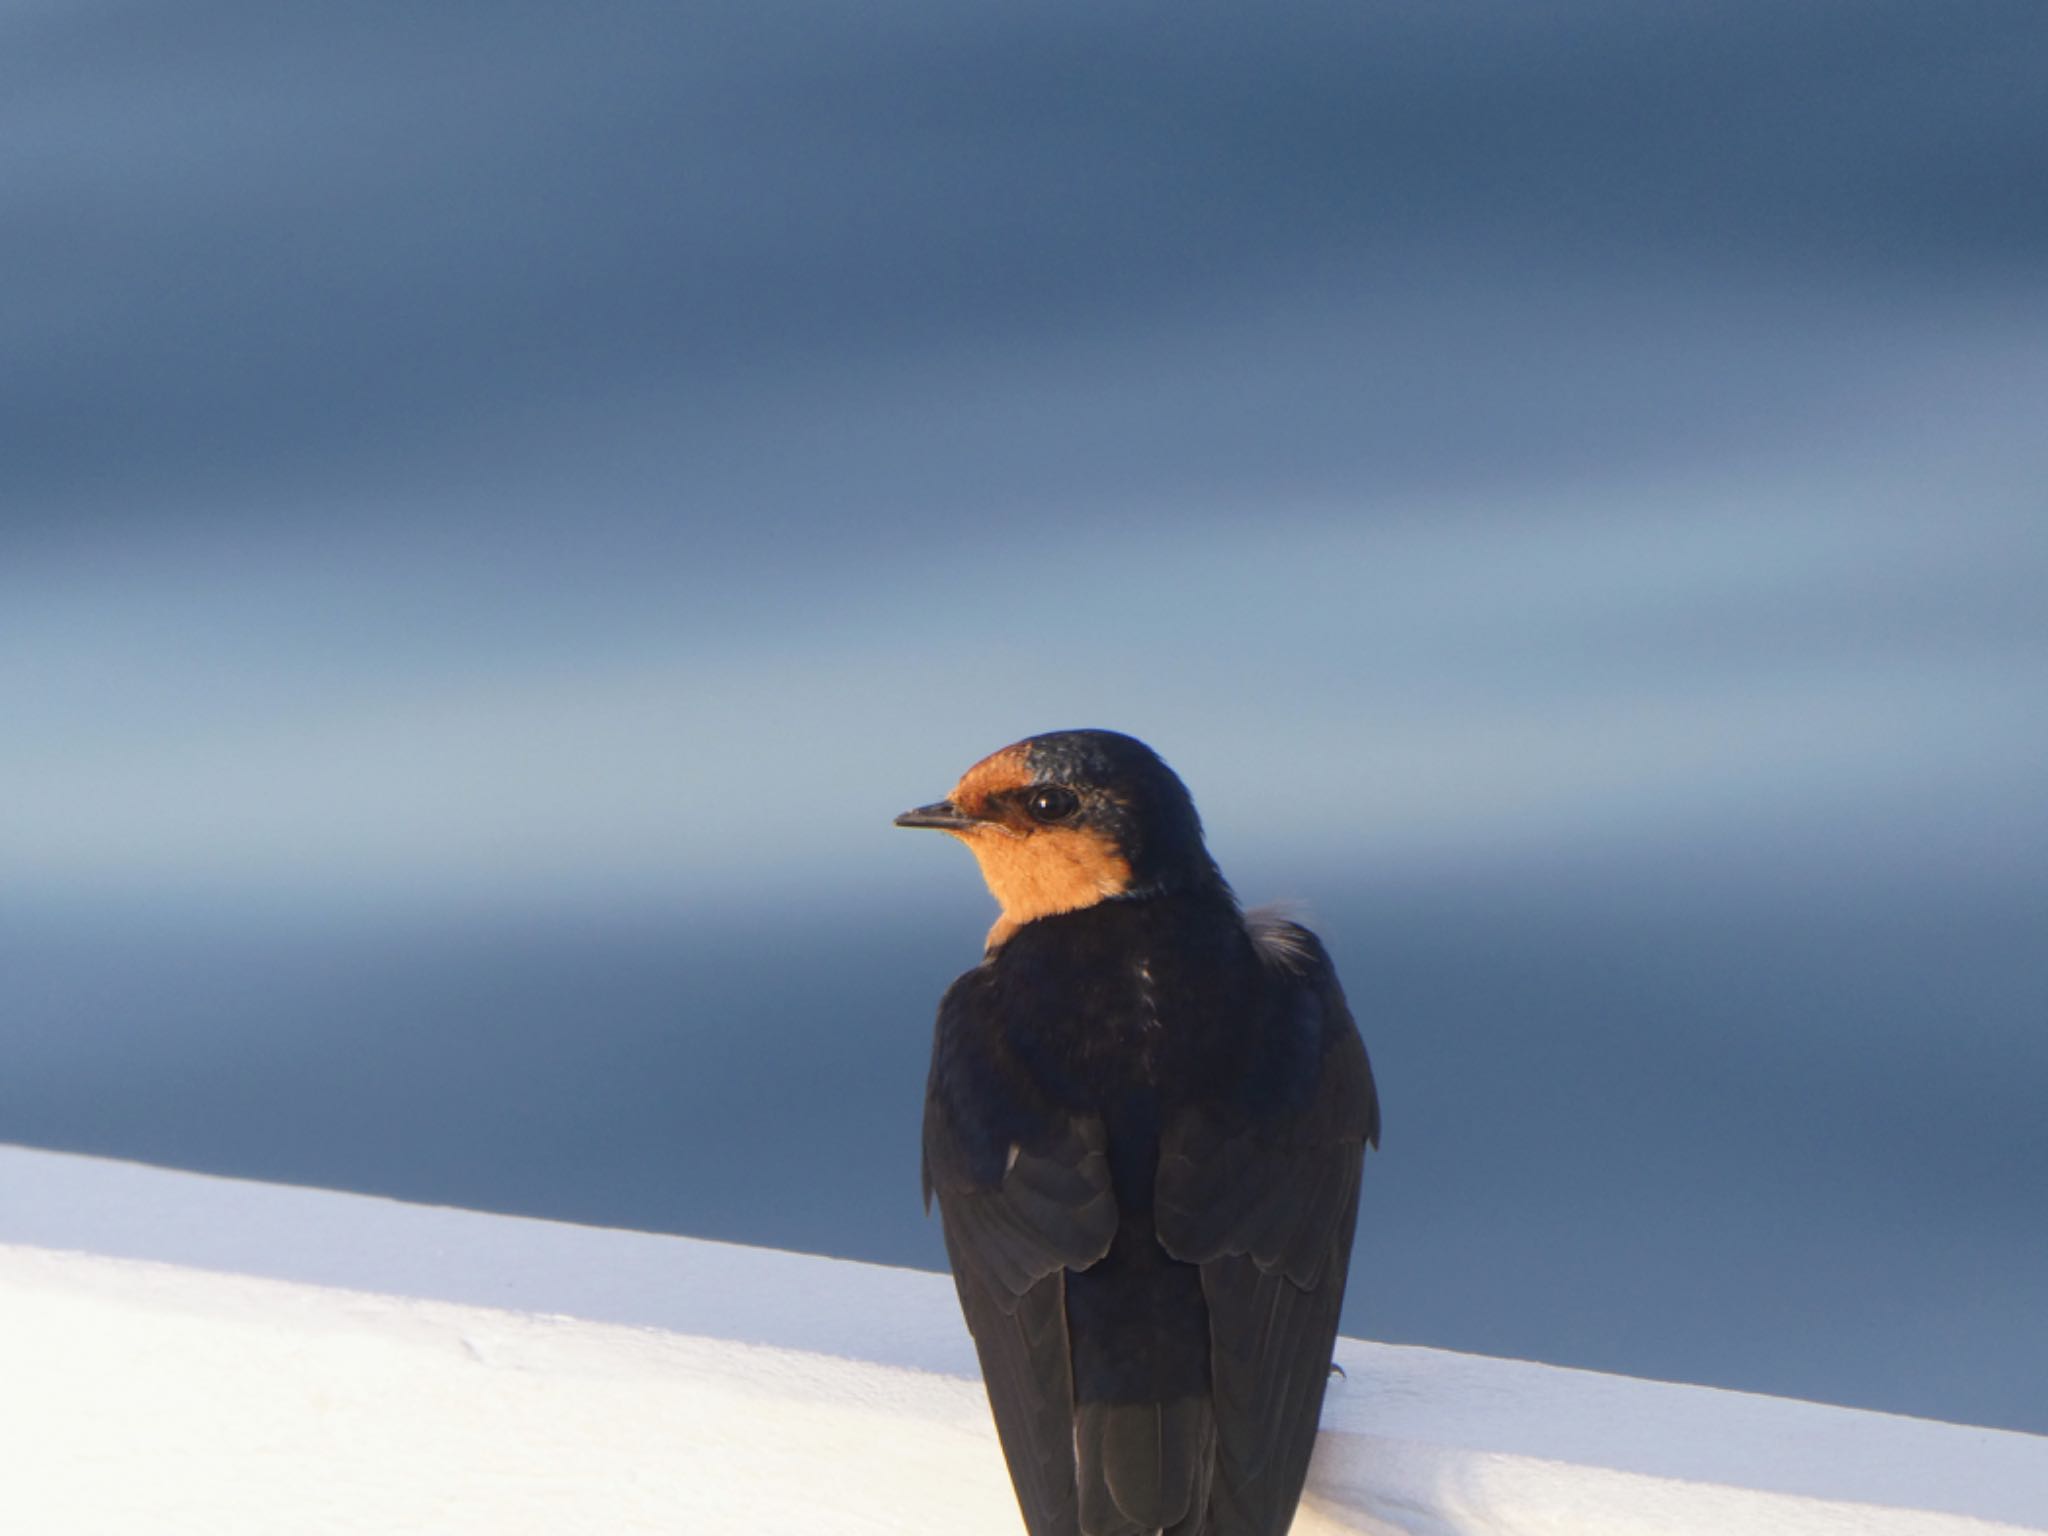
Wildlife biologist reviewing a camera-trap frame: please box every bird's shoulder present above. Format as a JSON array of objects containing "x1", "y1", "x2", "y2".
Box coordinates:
[
  {"x1": 1154, "y1": 907, "x2": 1379, "y2": 1281},
  {"x1": 922, "y1": 961, "x2": 1019, "y2": 1189},
  {"x1": 921, "y1": 956, "x2": 1119, "y2": 1295},
  {"x1": 1224, "y1": 907, "x2": 1379, "y2": 1137}
]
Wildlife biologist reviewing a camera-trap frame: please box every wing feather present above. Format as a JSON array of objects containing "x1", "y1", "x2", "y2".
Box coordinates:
[
  {"x1": 1155, "y1": 921, "x2": 1377, "y2": 1536},
  {"x1": 947, "y1": 1246, "x2": 1084, "y2": 1536},
  {"x1": 924, "y1": 972, "x2": 1118, "y2": 1536}
]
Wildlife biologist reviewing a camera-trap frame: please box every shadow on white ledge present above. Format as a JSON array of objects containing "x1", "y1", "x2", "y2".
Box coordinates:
[{"x1": 2, "y1": 1145, "x2": 2042, "y2": 1535}]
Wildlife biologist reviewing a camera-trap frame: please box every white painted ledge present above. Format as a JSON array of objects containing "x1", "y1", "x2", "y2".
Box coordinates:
[{"x1": 1, "y1": 1146, "x2": 2042, "y2": 1535}]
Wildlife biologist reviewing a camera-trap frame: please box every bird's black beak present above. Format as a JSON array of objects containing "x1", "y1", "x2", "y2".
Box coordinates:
[{"x1": 894, "y1": 799, "x2": 977, "y2": 831}]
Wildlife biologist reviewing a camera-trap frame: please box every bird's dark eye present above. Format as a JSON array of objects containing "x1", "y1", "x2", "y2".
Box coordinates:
[{"x1": 1025, "y1": 785, "x2": 1080, "y2": 824}]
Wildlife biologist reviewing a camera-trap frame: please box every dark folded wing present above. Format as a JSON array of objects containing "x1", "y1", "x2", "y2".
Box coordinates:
[
  {"x1": 1154, "y1": 921, "x2": 1378, "y2": 1536},
  {"x1": 925, "y1": 978, "x2": 1118, "y2": 1536}
]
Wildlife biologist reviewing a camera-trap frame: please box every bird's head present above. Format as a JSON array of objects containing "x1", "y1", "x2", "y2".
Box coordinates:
[{"x1": 895, "y1": 729, "x2": 1223, "y2": 948}]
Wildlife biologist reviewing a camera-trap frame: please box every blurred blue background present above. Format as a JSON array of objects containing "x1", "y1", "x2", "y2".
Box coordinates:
[{"x1": 4, "y1": 2, "x2": 2045, "y2": 1433}]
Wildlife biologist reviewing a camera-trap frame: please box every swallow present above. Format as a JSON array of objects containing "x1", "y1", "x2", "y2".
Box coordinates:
[{"x1": 897, "y1": 729, "x2": 1379, "y2": 1536}]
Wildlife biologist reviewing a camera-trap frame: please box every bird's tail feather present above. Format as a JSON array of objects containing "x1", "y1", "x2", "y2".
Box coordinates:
[{"x1": 1075, "y1": 1396, "x2": 1215, "y2": 1536}]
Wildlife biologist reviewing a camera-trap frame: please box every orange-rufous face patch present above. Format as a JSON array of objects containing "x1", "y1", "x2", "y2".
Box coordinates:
[
  {"x1": 939, "y1": 740, "x2": 1132, "y2": 949},
  {"x1": 946, "y1": 743, "x2": 1033, "y2": 818},
  {"x1": 967, "y1": 823, "x2": 1132, "y2": 950}
]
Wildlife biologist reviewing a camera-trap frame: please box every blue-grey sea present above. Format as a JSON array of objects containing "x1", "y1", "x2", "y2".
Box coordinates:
[{"x1": 8, "y1": 855, "x2": 2043, "y2": 1436}]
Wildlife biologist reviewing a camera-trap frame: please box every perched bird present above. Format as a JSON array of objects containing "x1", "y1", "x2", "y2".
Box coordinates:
[{"x1": 897, "y1": 729, "x2": 1379, "y2": 1536}]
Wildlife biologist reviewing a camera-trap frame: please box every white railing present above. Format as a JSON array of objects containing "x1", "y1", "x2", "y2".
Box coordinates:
[{"x1": 2, "y1": 1146, "x2": 2041, "y2": 1535}]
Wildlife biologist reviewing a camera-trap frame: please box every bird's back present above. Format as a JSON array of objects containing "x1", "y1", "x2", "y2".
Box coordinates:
[{"x1": 924, "y1": 893, "x2": 1376, "y2": 1536}]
